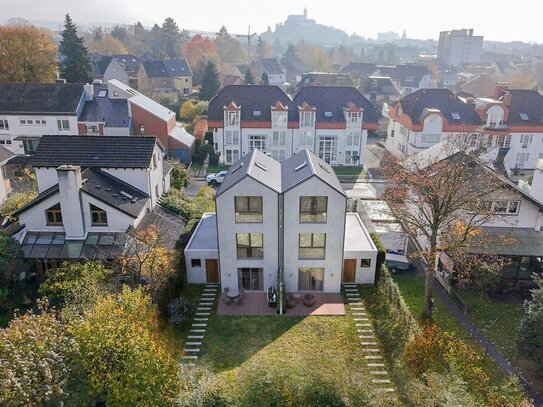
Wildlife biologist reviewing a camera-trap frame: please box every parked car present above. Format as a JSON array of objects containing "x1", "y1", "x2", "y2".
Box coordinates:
[
  {"x1": 206, "y1": 170, "x2": 228, "y2": 186},
  {"x1": 386, "y1": 254, "x2": 417, "y2": 274}
]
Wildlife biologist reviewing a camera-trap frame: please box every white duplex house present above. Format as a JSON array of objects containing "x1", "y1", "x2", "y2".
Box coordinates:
[
  {"x1": 208, "y1": 85, "x2": 379, "y2": 167},
  {"x1": 185, "y1": 149, "x2": 377, "y2": 294},
  {"x1": 12, "y1": 135, "x2": 182, "y2": 271},
  {"x1": 386, "y1": 85, "x2": 543, "y2": 175}
]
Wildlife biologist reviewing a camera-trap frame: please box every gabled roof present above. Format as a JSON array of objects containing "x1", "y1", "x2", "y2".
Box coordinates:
[
  {"x1": 216, "y1": 149, "x2": 282, "y2": 197},
  {"x1": 0, "y1": 83, "x2": 84, "y2": 115},
  {"x1": 281, "y1": 149, "x2": 345, "y2": 195},
  {"x1": 163, "y1": 59, "x2": 192, "y2": 77},
  {"x1": 375, "y1": 64, "x2": 430, "y2": 86},
  {"x1": 257, "y1": 58, "x2": 284, "y2": 75},
  {"x1": 112, "y1": 54, "x2": 142, "y2": 76},
  {"x1": 398, "y1": 88, "x2": 480, "y2": 125},
  {"x1": 79, "y1": 84, "x2": 130, "y2": 127},
  {"x1": 30, "y1": 135, "x2": 158, "y2": 168},
  {"x1": 296, "y1": 72, "x2": 354, "y2": 88},
  {"x1": 142, "y1": 60, "x2": 169, "y2": 78},
  {"x1": 504, "y1": 90, "x2": 543, "y2": 126},
  {"x1": 362, "y1": 76, "x2": 401, "y2": 96},
  {"x1": 217, "y1": 149, "x2": 345, "y2": 197},
  {"x1": 340, "y1": 62, "x2": 377, "y2": 77},
  {"x1": 129, "y1": 94, "x2": 175, "y2": 122},
  {"x1": 293, "y1": 86, "x2": 379, "y2": 124},
  {"x1": 136, "y1": 205, "x2": 185, "y2": 249},
  {"x1": 280, "y1": 56, "x2": 307, "y2": 74},
  {"x1": 0, "y1": 145, "x2": 14, "y2": 165},
  {"x1": 169, "y1": 126, "x2": 196, "y2": 148},
  {"x1": 96, "y1": 56, "x2": 113, "y2": 75},
  {"x1": 208, "y1": 85, "x2": 296, "y2": 123}
]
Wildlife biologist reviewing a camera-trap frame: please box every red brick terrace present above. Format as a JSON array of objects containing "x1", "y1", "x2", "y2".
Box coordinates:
[{"x1": 216, "y1": 292, "x2": 345, "y2": 316}]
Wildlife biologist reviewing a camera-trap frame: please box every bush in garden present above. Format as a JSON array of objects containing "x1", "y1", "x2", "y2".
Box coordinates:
[
  {"x1": 168, "y1": 297, "x2": 196, "y2": 325},
  {"x1": 518, "y1": 274, "x2": 543, "y2": 374}
]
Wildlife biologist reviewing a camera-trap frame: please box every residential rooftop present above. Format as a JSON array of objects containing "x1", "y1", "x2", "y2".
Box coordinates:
[{"x1": 0, "y1": 83, "x2": 84, "y2": 115}]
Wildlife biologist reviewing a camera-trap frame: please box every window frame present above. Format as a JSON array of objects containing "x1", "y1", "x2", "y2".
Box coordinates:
[
  {"x1": 360, "y1": 259, "x2": 371, "y2": 267},
  {"x1": 191, "y1": 258, "x2": 202, "y2": 267},
  {"x1": 235, "y1": 196, "x2": 263, "y2": 223},
  {"x1": 299, "y1": 196, "x2": 328, "y2": 223},
  {"x1": 45, "y1": 203, "x2": 63, "y2": 226},
  {"x1": 236, "y1": 233, "x2": 264, "y2": 259},
  {"x1": 298, "y1": 232, "x2": 326, "y2": 259},
  {"x1": 90, "y1": 204, "x2": 108, "y2": 226}
]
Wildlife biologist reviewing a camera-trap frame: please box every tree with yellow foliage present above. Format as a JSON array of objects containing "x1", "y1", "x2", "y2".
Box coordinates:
[{"x1": 0, "y1": 24, "x2": 57, "y2": 83}]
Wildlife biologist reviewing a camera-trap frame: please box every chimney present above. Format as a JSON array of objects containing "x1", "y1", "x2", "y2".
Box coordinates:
[
  {"x1": 502, "y1": 91, "x2": 512, "y2": 107},
  {"x1": 56, "y1": 165, "x2": 85, "y2": 239},
  {"x1": 84, "y1": 83, "x2": 94, "y2": 101},
  {"x1": 493, "y1": 83, "x2": 509, "y2": 98},
  {"x1": 530, "y1": 159, "x2": 543, "y2": 203}
]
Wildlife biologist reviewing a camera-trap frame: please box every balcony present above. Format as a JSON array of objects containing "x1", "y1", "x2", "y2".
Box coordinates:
[{"x1": 483, "y1": 122, "x2": 509, "y2": 133}]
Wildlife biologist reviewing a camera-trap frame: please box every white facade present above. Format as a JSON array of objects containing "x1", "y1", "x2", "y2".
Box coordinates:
[
  {"x1": 103, "y1": 59, "x2": 129, "y2": 86},
  {"x1": 437, "y1": 29, "x2": 483, "y2": 66}
]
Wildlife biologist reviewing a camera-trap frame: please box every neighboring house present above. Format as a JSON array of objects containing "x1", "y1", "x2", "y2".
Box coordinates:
[
  {"x1": 112, "y1": 54, "x2": 142, "y2": 88},
  {"x1": 280, "y1": 55, "x2": 307, "y2": 85},
  {"x1": 437, "y1": 29, "x2": 483, "y2": 66},
  {"x1": 184, "y1": 149, "x2": 377, "y2": 292},
  {"x1": 361, "y1": 76, "x2": 401, "y2": 108},
  {"x1": 295, "y1": 72, "x2": 354, "y2": 90},
  {"x1": 457, "y1": 74, "x2": 497, "y2": 98},
  {"x1": 90, "y1": 56, "x2": 129, "y2": 86},
  {"x1": 340, "y1": 63, "x2": 431, "y2": 96},
  {"x1": 138, "y1": 59, "x2": 193, "y2": 95},
  {"x1": 385, "y1": 85, "x2": 543, "y2": 174},
  {"x1": 0, "y1": 82, "x2": 85, "y2": 155},
  {"x1": 12, "y1": 135, "x2": 182, "y2": 270},
  {"x1": 250, "y1": 58, "x2": 286, "y2": 87},
  {"x1": 0, "y1": 145, "x2": 14, "y2": 205},
  {"x1": 208, "y1": 85, "x2": 379, "y2": 167}
]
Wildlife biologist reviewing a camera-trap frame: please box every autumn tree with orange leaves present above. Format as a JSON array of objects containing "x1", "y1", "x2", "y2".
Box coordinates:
[
  {"x1": 382, "y1": 138, "x2": 512, "y2": 318},
  {"x1": 180, "y1": 34, "x2": 218, "y2": 71},
  {"x1": 0, "y1": 24, "x2": 57, "y2": 83}
]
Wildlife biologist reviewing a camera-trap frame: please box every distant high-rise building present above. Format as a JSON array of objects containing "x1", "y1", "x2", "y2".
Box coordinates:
[{"x1": 437, "y1": 29, "x2": 483, "y2": 66}]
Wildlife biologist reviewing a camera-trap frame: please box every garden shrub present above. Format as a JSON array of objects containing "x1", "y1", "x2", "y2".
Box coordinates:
[
  {"x1": 518, "y1": 273, "x2": 543, "y2": 374},
  {"x1": 160, "y1": 188, "x2": 194, "y2": 219},
  {"x1": 370, "y1": 232, "x2": 386, "y2": 280},
  {"x1": 168, "y1": 297, "x2": 196, "y2": 325},
  {"x1": 170, "y1": 162, "x2": 192, "y2": 189}
]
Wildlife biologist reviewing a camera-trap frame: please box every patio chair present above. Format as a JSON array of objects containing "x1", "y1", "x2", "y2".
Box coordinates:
[
  {"x1": 303, "y1": 293, "x2": 316, "y2": 307},
  {"x1": 233, "y1": 295, "x2": 244, "y2": 305},
  {"x1": 221, "y1": 294, "x2": 233, "y2": 305}
]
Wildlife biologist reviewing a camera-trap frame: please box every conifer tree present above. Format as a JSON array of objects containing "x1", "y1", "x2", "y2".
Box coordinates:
[
  {"x1": 244, "y1": 68, "x2": 255, "y2": 85},
  {"x1": 59, "y1": 14, "x2": 92, "y2": 83},
  {"x1": 199, "y1": 60, "x2": 220, "y2": 101}
]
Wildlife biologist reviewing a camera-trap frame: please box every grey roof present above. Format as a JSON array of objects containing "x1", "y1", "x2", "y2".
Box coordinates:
[
  {"x1": 112, "y1": 54, "x2": 142, "y2": 76},
  {"x1": 0, "y1": 145, "x2": 14, "y2": 165},
  {"x1": 81, "y1": 168, "x2": 150, "y2": 218},
  {"x1": 470, "y1": 227, "x2": 543, "y2": 257},
  {"x1": 375, "y1": 64, "x2": 430, "y2": 87},
  {"x1": 340, "y1": 62, "x2": 378, "y2": 77},
  {"x1": 0, "y1": 83, "x2": 84, "y2": 115},
  {"x1": 217, "y1": 149, "x2": 345, "y2": 197},
  {"x1": 14, "y1": 168, "x2": 150, "y2": 219},
  {"x1": 79, "y1": 84, "x2": 131, "y2": 127},
  {"x1": 216, "y1": 149, "x2": 282, "y2": 197},
  {"x1": 504, "y1": 90, "x2": 543, "y2": 126},
  {"x1": 258, "y1": 58, "x2": 284, "y2": 75},
  {"x1": 30, "y1": 135, "x2": 158, "y2": 168},
  {"x1": 163, "y1": 59, "x2": 192, "y2": 77},
  {"x1": 186, "y1": 212, "x2": 217, "y2": 250},
  {"x1": 362, "y1": 76, "x2": 401, "y2": 96},
  {"x1": 142, "y1": 60, "x2": 169, "y2": 78},
  {"x1": 296, "y1": 72, "x2": 355, "y2": 88},
  {"x1": 137, "y1": 205, "x2": 186, "y2": 249},
  {"x1": 281, "y1": 150, "x2": 345, "y2": 195}
]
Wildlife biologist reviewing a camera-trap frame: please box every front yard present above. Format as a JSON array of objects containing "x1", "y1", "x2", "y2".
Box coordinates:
[{"x1": 333, "y1": 166, "x2": 367, "y2": 177}]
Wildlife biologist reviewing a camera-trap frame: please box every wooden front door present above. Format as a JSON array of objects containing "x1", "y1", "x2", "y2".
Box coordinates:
[
  {"x1": 206, "y1": 259, "x2": 219, "y2": 283},
  {"x1": 343, "y1": 259, "x2": 357, "y2": 283}
]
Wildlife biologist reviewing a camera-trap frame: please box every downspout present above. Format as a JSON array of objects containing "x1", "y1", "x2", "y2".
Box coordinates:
[{"x1": 278, "y1": 193, "x2": 285, "y2": 315}]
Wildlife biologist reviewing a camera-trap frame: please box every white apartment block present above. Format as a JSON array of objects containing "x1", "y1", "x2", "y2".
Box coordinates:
[
  {"x1": 208, "y1": 85, "x2": 379, "y2": 167},
  {"x1": 184, "y1": 149, "x2": 378, "y2": 293},
  {"x1": 437, "y1": 29, "x2": 483, "y2": 67},
  {"x1": 385, "y1": 86, "x2": 543, "y2": 175}
]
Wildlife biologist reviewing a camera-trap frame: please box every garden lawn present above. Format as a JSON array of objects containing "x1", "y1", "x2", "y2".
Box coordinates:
[
  {"x1": 333, "y1": 166, "x2": 367, "y2": 176},
  {"x1": 197, "y1": 314, "x2": 389, "y2": 402},
  {"x1": 392, "y1": 274, "x2": 504, "y2": 380},
  {"x1": 205, "y1": 164, "x2": 229, "y2": 175},
  {"x1": 188, "y1": 162, "x2": 202, "y2": 175}
]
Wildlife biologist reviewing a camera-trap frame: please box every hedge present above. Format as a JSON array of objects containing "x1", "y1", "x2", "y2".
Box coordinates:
[{"x1": 370, "y1": 232, "x2": 387, "y2": 282}]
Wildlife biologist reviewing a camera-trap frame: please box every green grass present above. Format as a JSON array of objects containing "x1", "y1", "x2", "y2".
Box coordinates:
[
  {"x1": 392, "y1": 274, "x2": 504, "y2": 380},
  {"x1": 333, "y1": 166, "x2": 367, "y2": 176},
  {"x1": 205, "y1": 164, "x2": 229, "y2": 175},
  {"x1": 460, "y1": 289, "x2": 523, "y2": 360},
  {"x1": 188, "y1": 162, "x2": 202, "y2": 175}
]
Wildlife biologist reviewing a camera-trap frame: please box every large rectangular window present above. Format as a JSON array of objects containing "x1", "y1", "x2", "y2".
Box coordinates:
[
  {"x1": 238, "y1": 268, "x2": 263, "y2": 290},
  {"x1": 299, "y1": 233, "x2": 326, "y2": 259},
  {"x1": 346, "y1": 131, "x2": 361, "y2": 146},
  {"x1": 298, "y1": 267, "x2": 324, "y2": 291},
  {"x1": 0, "y1": 119, "x2": 8, "y2": 130},
  {"x1": 225, "y1": 130, "x2": 239, "y2": 145},
  {"x1": 272, "y1": 111, "x2": 287, "y2": 127},
  {"x1": 235, "y1": 196, "x2": 263, "y2": 223},
  {"x1": 225, "y1": 149, "x2": 240, "y2": 164},
  {"x1": 272, "y1": 131, "x2": 286, "y2": 146},
  {"x1": 300, "y1": 111, "x2": 315, "y2": 127},
  {"x1": 299, "y1": 130, "x2": 312, "y2": 146},
  {"x1": 299, "y1": 196, "x2": 327, "y2": 223},
  {"x1": 57, "y1": 119, "x2": 70, "y2": 131},
  {"x1": 271, "y1": 149, "x2": 286, "y2": 162},
  {"x1": 227, "y1": 111, "x2": 239, "y2": 126},
  {"x1": 236, "y1": 233, "x2": 263, "y2": 259},
  {"x1": 249, "y1": 135, "x2": 267, "y2": 152}
]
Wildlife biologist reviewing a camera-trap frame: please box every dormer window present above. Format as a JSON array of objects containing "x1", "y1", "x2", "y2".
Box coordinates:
[
  {"x1": 45, "y1": 203, "x2": 63, "y2": 226},
  {"x1": 347, "y1": 112, "x2": 361, "y2": 123},
  {"x1": 272, "y1": 111, "x2": 287, "y2": 127},
  {"x1": 300, "y1": 111, "x2": 315, "y2": 127},
  {"x1": 227, "y1": 111, "x2": 240, "y2": 126}
]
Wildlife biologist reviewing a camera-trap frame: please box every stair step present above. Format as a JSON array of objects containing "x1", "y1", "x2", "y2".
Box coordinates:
[
  {"x1": 355, "y1": 323, "x2": 371, "y2": 327},
  {"x1": 199, "y1": 303, "x2": 213, "y2": 306},
  {"x1": 353, "y1": 318, "x2": 369, "y2": 321},
  {"x1": 362, "y1": 348, "x2": 380, "y2": 353},
  {"x1": 192, "y1": 323, "x2": 207, "y2": 327},
  {"x1": 376, "y1": 388, "x2": 395, "y2": 393},
  {"x1": 181, "y1": 355, "x2": 198, "y2": 359},
  {"x1": 372, "y1": 379, "x2": 391, "y2": 384},
  {"x1": 360, "y1": 342, "x2": 378, "y2": 345},
  {"x1": 367, "y1": 363, "x2": 385, "y2": 367},
  {"x1": 196, "y1": 312, "x2": 211, "y2": 316},
  {"x1": 188, "y1": 335, "x2": 203, "y2": 339},
  {"x1": 370, "y1": 371, "x2": 388, "y2": 375},
  {"x1": 197, "y1": 307, "x2": 212, "y2": 311},
  {"x1": 184, "y1": 348, "x2": 200, "y2": 353},
  {"x1": 190, "y1": 329, "x2": 205, "y2": 333},
  {"x1": 194, "y1": 318, "x2": 209, "y2": 321},
  {"x1": 186, "y1": 342, "x2": 202, "y2": 346},
  {"x1": 364, "y1": 355, "x2": 382, "y2": 360},
  {"x1": 359, "y1": 335, "x2": 375, "y2": 339}
]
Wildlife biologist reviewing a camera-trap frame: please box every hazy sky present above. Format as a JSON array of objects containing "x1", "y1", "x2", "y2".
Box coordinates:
[{"x1": 3, "y1": 0, "x2": 542, "y2": 43}]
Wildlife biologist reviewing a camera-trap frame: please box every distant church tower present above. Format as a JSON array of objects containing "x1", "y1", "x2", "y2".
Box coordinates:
[
  {"x1": 402, "y1": 29, "x2": 407, "y2": 40},
  {"x1": 303, "y1": 8, "x2": 307, "y2": 19}
]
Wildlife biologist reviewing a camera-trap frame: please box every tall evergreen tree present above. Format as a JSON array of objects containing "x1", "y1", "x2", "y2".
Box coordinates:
[
  {"x1": 261, "y1": 72, "x2": 269, "y2": 85},
  {"x1": 199, "y1": 60, "x2": 220, "y2": 101},
  {"x1": 59, "y1": 14, "x2": 92, "y2": 83},
  {"x1": 161, "y1": 17, "x2": 181, "y2": 59},
  {"x1": 244, "y1": 68, "x2": 255, "y2": 85}
]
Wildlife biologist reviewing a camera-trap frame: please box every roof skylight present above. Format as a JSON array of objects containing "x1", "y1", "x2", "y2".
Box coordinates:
[
  {"x1": 451, "y1": 112, "x2": 461, "y2": 120},
  {"x1": 97, "y1": 90, "x2": 107, "y2": 98},
  {"x1": 255, "y1": 161, "x2": 267, "y2": 171},
  {"x1": 519, "y1": 113, "x2": 529, "y2": 121},
  {"x1": 324, "y1": 111, "x2": 333, "y2": 117}
]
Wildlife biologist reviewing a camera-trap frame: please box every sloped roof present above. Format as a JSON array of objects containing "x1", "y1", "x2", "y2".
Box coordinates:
[
  {"x1": 217, "y1": 149, "x2": 345, "y2": 197},
  {"x1": 398, "y1": 88, "x2": 480, "y2": 125},
  {"x1": 281, "y1": 149, "x2": 345, "y2": 195},
  {"x1": 137, "y1": 205, "x2": 186, "y2": 249},
  {"x1": 79, "y1": 84, "x2": 130, "y2": 127},
  {"x1": 96, "y1": 56, "x2": 113, "y2": 75},
  {"x1": 163, "y1": 59, "x2": 192, "y2": 77},
  {"x1": 216, "y1": 149, "x2": 282, "y2": 196},
  {"x1": 208, "y1": 85, "x2": 296, "y2": 123},
  {"x1": 293, "y1": 86, "x2": 379, "y2": 124},
  {"x1": 0, "y1": 83, "x2": 84, "y2": 115},
  {"x1": 296, "y1": 72, "x2": 354, "y2": 88},
  {"x1": 112, "y1": 54, "x2": 142, "y2": 76},
  {"x1": 375, "y1": 64, "x2": 430, "y2": 86},
  {"x1": 258, "y1": 58, "x2": 284, "y2": 75},
  {"x1": 340, "y1": 62, "x2": 377, "y2": 77},
  {"x1": 504, "y1": 90, "x2": 543, "y2": 126},
  {"x1": 281, "y1": 56, "x2": 307, "y2": 74},
  {"x1": 30, "y1": 135, "x2": 158, "y2": 168},
  {"x1": 362, "y1": 76, "x2": 400, "y2": 96},
  {"x1": 142, "y1": 60, "x2": 169, "y2": 78},
  {"x1": 129, "y1": 94, "x2": 175, "y2": 121},
  {"x1": 0, "y1": 145, "x2": 14, "y2": 165},
  {"x1": 169, "y1": 126, "x2": 196, "y2": 148}
]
